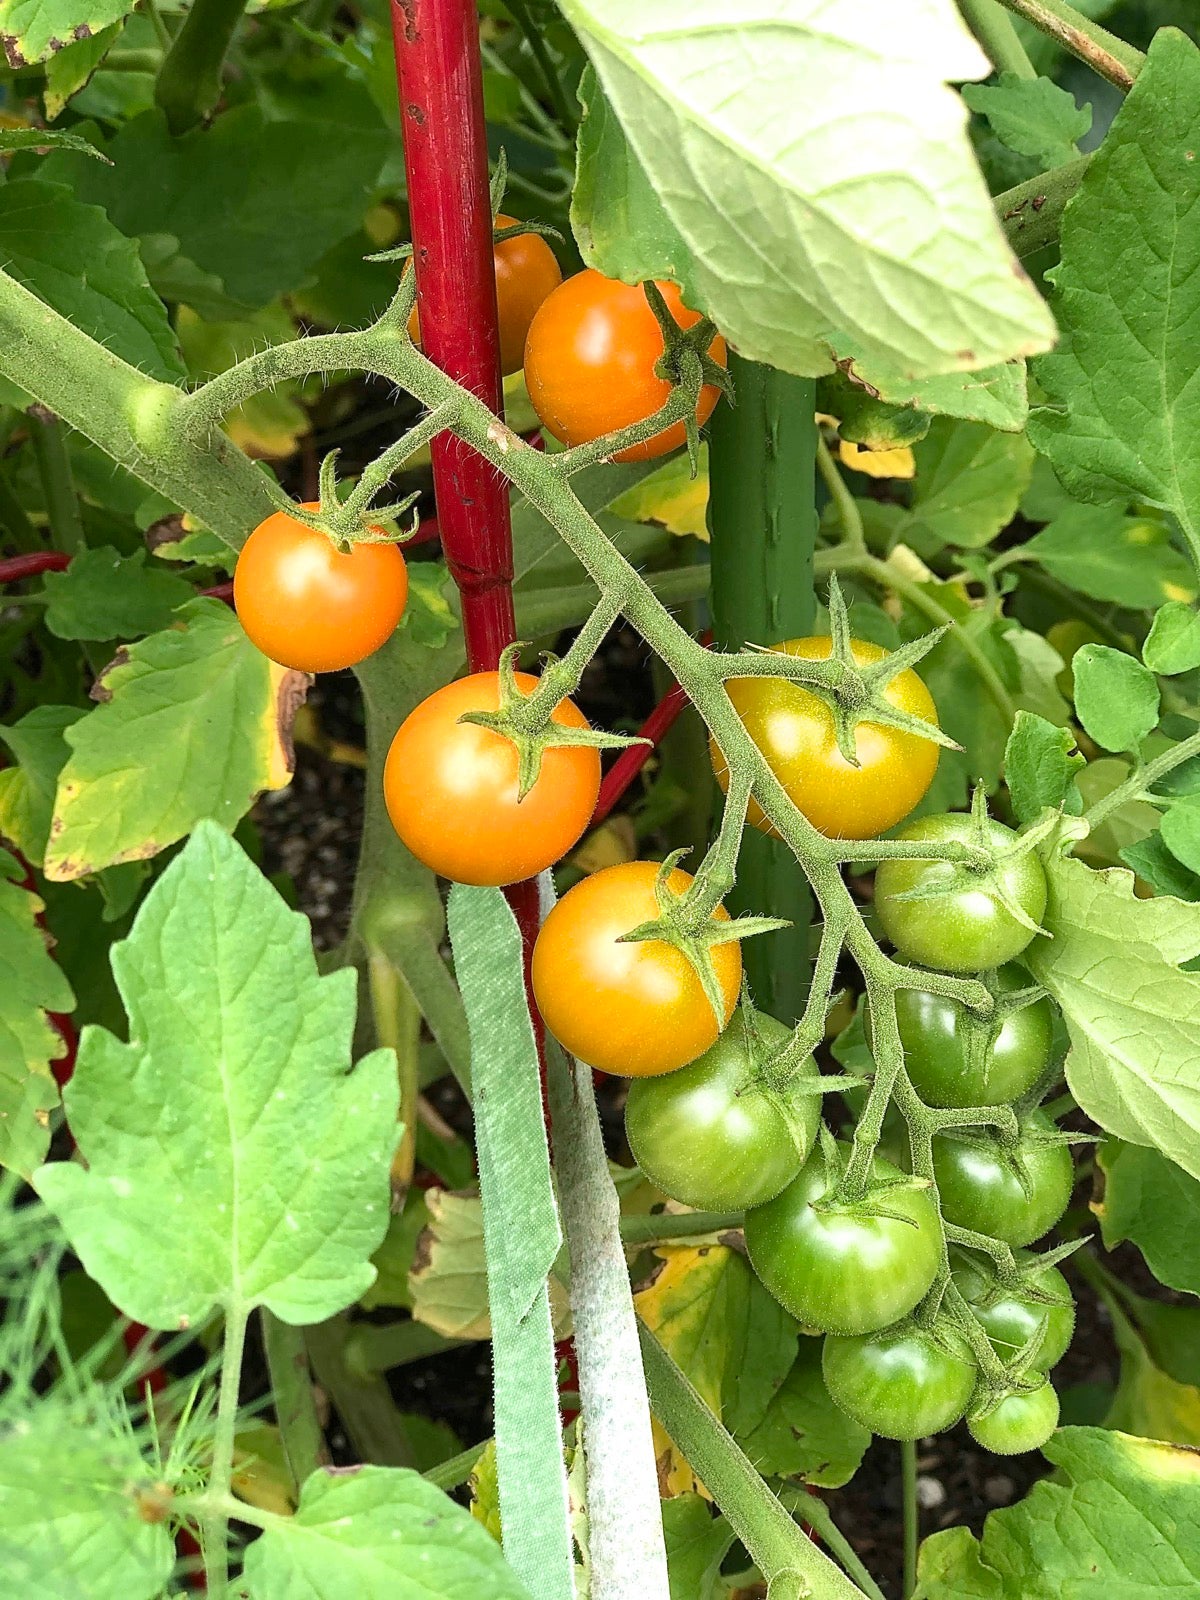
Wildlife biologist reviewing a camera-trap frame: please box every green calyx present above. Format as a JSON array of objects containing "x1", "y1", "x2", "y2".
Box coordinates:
[
  {"x1": 733, "y1": 988, "x2": 862, "y2": 1156},
  {"x1": 458, "y1": 641, "x2": 648, "y2": 800},
  {"x1": 813, "y1": 1126, "x2": 933, "y2": 1222},
  {"x1": 641, "y1": 281, "x2": 734, "y2": 472}
]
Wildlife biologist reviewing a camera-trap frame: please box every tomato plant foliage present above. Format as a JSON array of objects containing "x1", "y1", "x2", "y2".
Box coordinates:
[{"x1": 2, "y1": 1, "x2": 1200, "y2": 1597}]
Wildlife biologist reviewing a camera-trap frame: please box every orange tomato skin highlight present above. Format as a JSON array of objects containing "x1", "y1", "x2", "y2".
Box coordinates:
[
  {"x1": 532, "y1": 861, "x2": 741, "y2": 1078},
  {"x1": 712, "y1": 637, "x2": 939, "y2": 840},
  {"x1": 383, "y1": 670, "x2": 600, "y2": 886},
  {"x1": 407, "y1": 215, "x2": 563, "y2": 376},
  {"x1": 234, "y1": 504, "x2": 407, "y2": 675},
  {"x1": 523, "y1": 270, "x2": 727, "y2": 463}
]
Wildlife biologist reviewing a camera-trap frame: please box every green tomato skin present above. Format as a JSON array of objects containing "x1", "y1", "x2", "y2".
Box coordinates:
[
  {"x1": 934, "y1": 1112, "x2": 1074, "y2": 1248},
  {"x1": 625, "y1": 1012, "x2": 816, "y2": 1211},
  {"x1": 744, "y1": 1151, "x2": 941, "y2": 1336},
  {"x1": 822, "y1": 1322, "x2": 977, "y2": 1441},
  {"x1": 968, "y1": 1382, "x2": 1059, "y2": 1455},
  {"x1": 896, "y1": 964, "x2": 1055, "y2": 1108},
  {"x1": 952, "y1": 1252, "x2": 1075, "y2": 1371},
  {"x1": 875, "y1": 815, "x2": 1048, "y2": 974}
]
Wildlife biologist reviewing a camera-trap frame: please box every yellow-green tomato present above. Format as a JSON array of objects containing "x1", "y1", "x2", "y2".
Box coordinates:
[{"x1": 624, "y1": 1009, "x2": 817, "y2": 1212}]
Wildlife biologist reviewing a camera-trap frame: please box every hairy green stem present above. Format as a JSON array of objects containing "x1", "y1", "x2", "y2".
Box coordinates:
[
  {"x1": 261, "y1": 1310, "x2": 326, "y2": 1495},
  {"x1": 958, "y1": 0, "x2": 1038, "y2": 76},
  {"x1": 618, "y1": 1208, "x2": 743, "y2": 1247},
  {"x1": 990, "y1": 0, "x2": 1143, "y2": 88},
  {"x1": 995, "y1": 156, "x2": 1091, "y2": 259},
  {"x1": 1084, "y1": 729, "x2": 1200, "y2": 831},
  {"x1": 154, "y1": 0, "x2": 249, "y2": 133},
  {"x1": 202, "y1": 1307, "x2": 248, "y2": 1594},
  {"x1": 780, "y1": 1488, "x2": 887, "y2": 1600}
]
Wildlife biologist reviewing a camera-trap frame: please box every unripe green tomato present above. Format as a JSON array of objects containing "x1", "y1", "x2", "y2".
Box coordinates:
[
  {"x1": 624, "y1": 1011, "x2": 818, "y2": 1212},
  {"x1": 968, "y1": 1381, "x2": 1059, "y2": 1455},
  {"x1": 874, "y1": 814, "x2": 1048, "y2": 974},
  {"x1": 933, "y1": 1110, "x2": 1075, "y2": 1248},
  {"x1": 745, "y1": 1150, "x2": 941, "y2": 1336},
  {"x1": 822, "y1": 1320, "x2": 977, "y2": 1440},
  {"x1": 896, "y1": 964, "x2": 1055, "y2": 1108},
  {"x1": 951, "y1": 1250, "x2": 1075, "y2": 1371}
]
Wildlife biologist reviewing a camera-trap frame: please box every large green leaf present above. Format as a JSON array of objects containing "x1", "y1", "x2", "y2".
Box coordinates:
[
  {"x1": 560, "y1": 0, "x2": 1054, "y2": 385},
  {"x1": 896, "y1": 418, "x2": 1035, "y2": 552},
  {"x1": 0, "y1": 705, "x2": 85, "y2": 862},
  {"x1": 33, "y1": 823, "x2": 397, "y2": 1327},
  {"x1": 1027, "y1": 849, "x2": 1200, "y2": 1182},
  {"x1": 0, "y1": 850, "x2": 72, "y2": 1179},
  {"x1": 45, "y1": 599, "x2": 300, "y2": 882},
  {"x1": 0, "y1": 0, "x2": 133, "y2": 66},
  {"x1": 0, "y1": 179, "x2": 183, "y2": 380},
  {"x1": 1029, "y1": 29, "x2": 1200, "y2": 570},
  {"x1": 1018, "y1": 507, "x2": 1197, "y2": 609},
  {"x1": 0, "y1": 1403, "x2": 173, "y2": 1600},
  {"x1": 736, "y1": 1336, "x2": 870, "y2": 1489},
  {"x1": 915, "y1": 1428, "x2": 1200, "y2": 1597},
  {"x1": 241, "y1": 1465, "x2": 533, "y2": 1600},
  {"x1": 42, "y1": 548, "x2": 193, "y2": 642},
  {"x1": 1096, "y1": 1140, "x2": 1200, "y2": 1296}
]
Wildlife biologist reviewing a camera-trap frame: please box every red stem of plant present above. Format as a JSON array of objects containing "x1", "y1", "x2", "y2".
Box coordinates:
[
  {"x1": 592, "y1": 684, "x2": 691, "y2": 825},
  {"x1": 389, "y1": 0, "x2": 543, "y2": 983},
  {"x1": 0, "y1": 550, "x2": 69, "y2": 582}
]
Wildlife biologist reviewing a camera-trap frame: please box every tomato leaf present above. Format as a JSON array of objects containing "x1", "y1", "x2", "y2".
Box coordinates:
[
  {"x1": 916, "y1": 1427, "x2": 1200, "y2": 1596},
  {"x1": 736, "y1": 1336, "x2": 870, "y2": 1489},
  {"x1": 1004, "y1": 711, "x2": 1084, "y2": 826},
  {"x1": 1018, "y1": 507, "x2": 1197, "y2": 610},
  {"x1": 33, "y1": 822, "x2": 398, "y2": 1327},
  {"x1": 42, "y1": 23, "x2": 121, "y2": 118},
  {"x1": 1027, "y1": 850, "x2": 1200, "y2": 1185},
  {"x1": 1097, "y1": 1140, "x2": 1200, "y2": 1298},
  {"x1": 0, "y1": 0, "x2": 133, "y2": 66},
  {"x1": 897, "y1": 419, "x2": 1035, "y2": 553},
  {"x1": 1029, "y1": 29, "x2": 1200, "y2": 573},
  {"x1": 42, "y1": 548, "x2": 192, "y2": 642},
  {"x1": 241, "y1": 1465, "x2": 534, "y2": 1600},
  {"x1": 961, "y1": 73, "x2": 1091, "y2": 169},
  {"x1": 662, "y1": 1494, "x2": 735, "y2": 1600},
  {"x1": 561, "y1": 0, "x2": 1054, "y2": 386},
  {"x1": 1144, "y1": 602, "x2": 1200, "y2": 676},
  {"x1": 45, "y1": 599, "x2": 301, "y2": 882},
  {"x1": 1071, "y1": 645, "x2": 1161, "y2": 753},
  {"x1": 0, "y1": 705, "x2": 85, "y2": 863}
]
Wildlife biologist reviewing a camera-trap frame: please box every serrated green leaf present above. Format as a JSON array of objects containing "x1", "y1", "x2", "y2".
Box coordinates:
[
  {"x1": 46, "y1": 599, "x2": 298, "y2": 882},
  {"x1": 1145, "y1": 602, "x2": 1200, "y2": 675},
  {"x1": 0, "y1": 850, "x2": 72, "y2": 1178},
  {"x1": 1029, "y1": 29, "x2": 1200, "y2": 571},
  {"x1": 0, "y1": 705, "x2": 85, "y2": 862},
  {"x1": 1004, "y1": 711, "x2": 1084, "y2": 825},
  {"x1": 663, "y1": 1494, "x2": 735, "y2": 1600},
  {"x1": 1104, "y1": 1289, "x2": 1200, "y2": 1450},
  {"x1": 33, "y1": 823, "x2": 398, "y2": 1327},
  {"x1": 736, "y1": 1336, "x2": 870, "y2": 1489},
  {"x1": 241, "y1": 1464, "x2": 534, "y2": 1600},
  {"x1": 1122, "y1": 832, "x2": 1200, "y2": 902},
  {"x1": 895, "y1": 418, "x2": 1034, "y2": 552},
  {"x1": 401, "y1": 563, "x2": 458, "y2": 649},
  {"x1": 561, "y1": 0, "x2": 1055, "y2": 385},
  {"x1": 1020, "y1": 507, "x2": 1197, "y2": 609},
  {"x1": 0, "y1": 125, "x2": 110, "y2": 160},
  {"x1": 1027, "y1": 851, "x2": 1200, "y2": 1184},
  {"x1": 1160, "y1": 797, "x2": 1200, "y2": 878},
  {"x1": 0, "y1": 178, "x2": 183, "y2": 380},
  {"x1": 42, "y1": 548, "x2": 193, "y2": 642},
  {"x1": 1097, "y1": 1140, "x2": 1200, "y2": 1297},
  {"x1": 962, "y1": 73, "x2": 1090, "y2": 169},
  {"x1": 915, "y1": 1428, "x2": 1200, "y2": 1598},
  {"x1": 0, "y1": 1402, "x2": 173, "y2": 1600},
  {"x1": 1072, "y1": 644, "x2": 1161, "y2": 752},
  {"x1": 42, "y1": 23, "x2": 121, "y2": 118},
  {"x1": 0, "y1": 1, "x2": 133, "y2": 66}
]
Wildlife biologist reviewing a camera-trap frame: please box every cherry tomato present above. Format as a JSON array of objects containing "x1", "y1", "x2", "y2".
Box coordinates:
[
  {"x1": 874, "y1": 814, "x2": 1048, "y2": 973},
  {"x1": 822, "y1": 1320, "x2": 976, "y2": 1440},
  {"x1": 896, "y1": 964, "x2": 1055, "y2": 1108},
  {"x1": 968, "y1": 1381, "x2": 1059, "y2": 1455},
  {"x1": 234, "y1": 504, "x2": 407, "y2": 674},
  {"x1": 744, "y1": 1151, "x2": 941, "y2": 1335},
  {"x1": 951, "y1": 1249, "x2": 1075, "y2": 1371},
  {"x1": 712, "y1": 637, "x2": 939, "y2": 840},
  {"x1": 624, "y1": 1008, "x2": 817, "y2": 1211},
  {"x1": 523, "y1": 270, "x2": 727, "y2": 462},
  {"x1": 408, "y1": 214, "x2": 562, "y2": 376},
  {"x1": 531, "y1": 861, "x2": 740, "y2": 1078},
  {"x1": 384, "y1": 671, "x2": 599, "y2": 886},
  {"x1": 933, "y1": 1111, "x2": 1074, "y2": 1248}
]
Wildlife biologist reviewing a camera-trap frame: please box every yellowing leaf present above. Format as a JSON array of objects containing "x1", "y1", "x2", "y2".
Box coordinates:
[
  {"x1": 610, "y1": 446, "x2": 710, "y2": 539},
  {"x1": 838, "y1": 440, "x2": 915, "y2": 479},
  {"x1": 570, "y1": 816, "x2": 637, "y2": 876},
  {"x1": 470, "y1": 1439, "x2": 503, "y2": 1542}
]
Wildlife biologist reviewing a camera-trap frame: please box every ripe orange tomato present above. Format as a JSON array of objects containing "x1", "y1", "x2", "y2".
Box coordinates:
[
  {"x1": 712, "y1": 637, "x2": 939, "y2": 840},
  {"x1": 407, "y1": 215, "x2": 563, "y2": 376},
  {"x1": 531, "y1": 861, "x2": 741, "y2": 1077},
  {"x1": 523, "y1": 270, "x2": 727, "y2": 462},
  {"x1": 234, "y1": 504, "x2": 407, "y2": 674},
  {"x1": 384, "y1": 670, "x2": 600, "y2": 886}
]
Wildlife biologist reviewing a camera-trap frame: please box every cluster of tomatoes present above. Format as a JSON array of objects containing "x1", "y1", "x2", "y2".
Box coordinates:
[{"x1": 231, "y1": 237, "x2": 1073, "y2": 1456}]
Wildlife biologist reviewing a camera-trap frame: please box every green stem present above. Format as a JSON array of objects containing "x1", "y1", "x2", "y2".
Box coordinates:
[
  {"x1": 0, "y1": 467, "x2": 38, "y2": 551},
  {"x1": 154, "y1": 0, "x2": 249, "y2": 134},
  {"x1": 989, "y1": 0, "x2": 1143, "y2": 88},
  {"x1": 202, "y1": 1307, "x2": 248, "y2": 1594},
  {"x1": 347, "y1": 1319, "x2": 467, "y2": 1376},
  {"x1": 618, "y1": 1208, "x2": 742, "y2": 1247},
  {"x1": 30, "y1": 416, "x2": 85, "y2": 554},
  {"x1": 261, "y1": 1310, "x2": 326, "y2": 1496},
  {"x1": 780, "y1": 1488, "x2": 887, "y2": 1600},
  {"x1": 367, "y1": 948, "x2": 421, "y2": 1192},
  {"x1": 638, "y1": 1321, "x2": 868, "y2": 1600},
  {"x1": 995, "y1": 156, "x2": 1090, "y2": 259},
  {"x1": 708, "y1": 355, "x2": 818, "y2": 1024},
  {"x1": 901, "y1": 1439, "x2": 919, "y2": 1599},
  {"x1": 142, "y1": 0, "x2": 170, "y2": 51},
  {"x1": 423, "y1": 1440, "x2": 489, "y2": 1492},
  {"x1": 958, "y1": 0, "x2": 1038, "y2": 76},
  {"x1": 504, "y1": 0, "x2": 578, "y2": 133},
  {"x1": 304, "y1": 1313, "x2": 415, "y2": 1468},
  {"x1": 815, "y1": 436, "x2": 865, "y2": 557},
  {"x1": 1084, "y1": 729, "x2": 1200, "y2": 831}
]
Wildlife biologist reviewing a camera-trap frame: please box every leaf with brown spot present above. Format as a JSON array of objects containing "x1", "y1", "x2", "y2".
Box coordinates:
[{"x1": 0, "y1": 0, "x2": 134, "y2": 67}]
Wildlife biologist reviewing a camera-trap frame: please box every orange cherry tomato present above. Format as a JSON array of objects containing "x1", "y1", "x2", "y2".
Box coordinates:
[
  {"x1": 407, "y1": 214, "x2": 563, "y2": 376},
  {"x1": 531, "y1": 861, "x2": 741, "y2": 1077},
  {"x1": 712, "y1": 636, "x2": 939, "y2": 840},
  {"x1": 234, "y1": 503, "x2": 407, "y2": 674},
  {"x1": 523, "y1": 269, "x2": 727, "y2": 462},
  {"x1": 384, "y1": 670, "x2": 600, "y2": 886}
]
